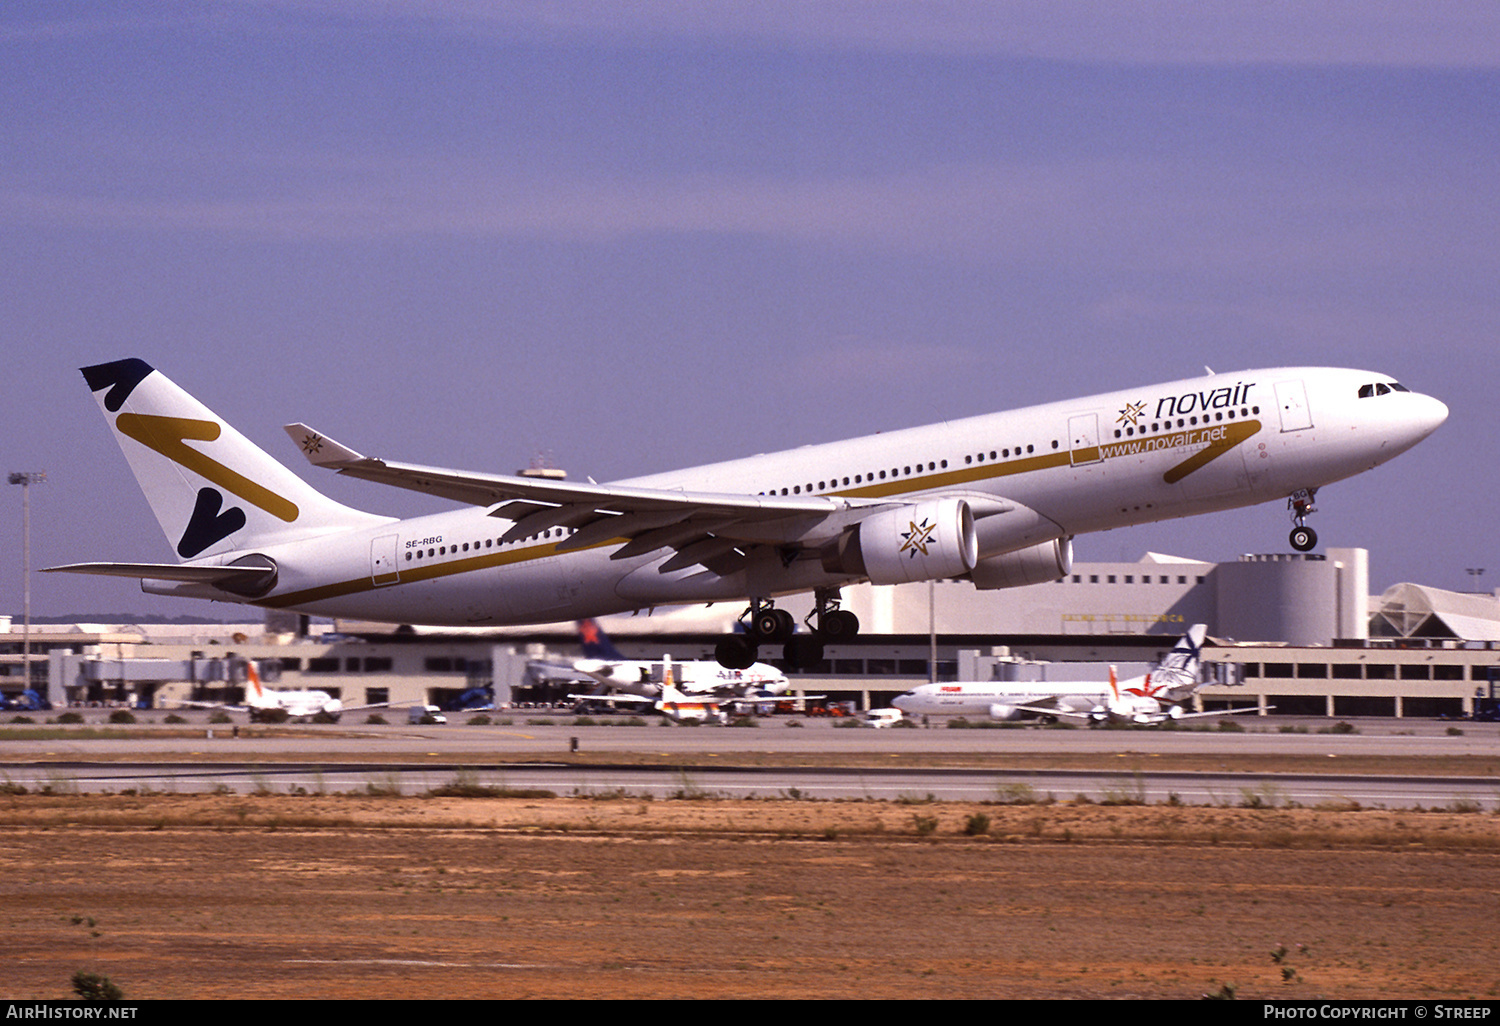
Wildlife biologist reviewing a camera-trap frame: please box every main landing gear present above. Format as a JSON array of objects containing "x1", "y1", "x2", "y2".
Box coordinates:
[
  {"x1": 714, "y1": 590, "x2": 860, "y2": 670},
  {"x1": 1288, "y1": 488, "x2": 1319, "y2": 552}
]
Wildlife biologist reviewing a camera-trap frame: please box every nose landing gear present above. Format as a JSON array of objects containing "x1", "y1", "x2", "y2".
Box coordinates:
[{"x1": 1287, "y1": 488, "x2": 1319, "y2": 552}]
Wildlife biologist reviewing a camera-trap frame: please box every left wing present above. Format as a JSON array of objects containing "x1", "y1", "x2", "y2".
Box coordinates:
[
  {"x1": 284, "y1": 423, "x2": 885, "y2": 574},
  {"x1": 568, "y1": 693, "x2": 657, "y2": 708}
]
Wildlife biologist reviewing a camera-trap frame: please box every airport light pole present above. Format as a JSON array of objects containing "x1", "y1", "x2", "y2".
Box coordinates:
[
  {"x1": 8, "y1": 472, "x2": 45, "y2": 690},
  {"x1": 928, "y1": 580, "x2": 937, "y2": 685}
]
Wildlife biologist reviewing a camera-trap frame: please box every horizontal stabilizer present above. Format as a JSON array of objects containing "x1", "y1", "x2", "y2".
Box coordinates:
[{"x1": 43, "y1": 562, "x2": 271, "y2": 586}]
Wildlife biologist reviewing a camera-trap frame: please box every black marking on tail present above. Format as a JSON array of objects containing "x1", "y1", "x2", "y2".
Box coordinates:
[
  {"x1": 177, "y1": 487, "x2": 247, "y2": 558},
  {"x1": 81, "y1": 359, "x2": 154, "y2": 412}
]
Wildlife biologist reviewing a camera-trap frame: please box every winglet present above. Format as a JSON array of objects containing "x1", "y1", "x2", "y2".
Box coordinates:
[{"x1": 283, "y1": 423, "x2": 366, "y2": 468}]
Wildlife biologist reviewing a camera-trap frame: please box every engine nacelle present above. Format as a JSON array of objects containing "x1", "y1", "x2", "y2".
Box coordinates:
[
  {"x1": 987, "y1": 703, "x2": 1025, "y2": 722},
  {"x1": 821, "y1": 498, "x2": 977, "y2": 586},
  {"x1": 968, "y1": 537, "x2": 1073, "y2": 590}
]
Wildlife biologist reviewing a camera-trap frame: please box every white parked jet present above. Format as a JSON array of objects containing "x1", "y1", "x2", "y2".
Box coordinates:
[
  {"x1": 571, "y1": 656, "x2": 731, "y2": 724},
  {"x1": 892, "y1": 624, "x2": 1240, "y2": 725},
  {"x1": 554, "y1": 619, "x2": 790, "y2": 701},
  {"x1": 181, "y1": 660, "x2": 381, "y2": 723},
  {"x1": 48, "y1": 360, "x2": 1445, "y2": 669}
]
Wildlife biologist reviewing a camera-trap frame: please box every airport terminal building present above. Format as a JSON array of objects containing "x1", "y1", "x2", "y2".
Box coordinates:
[{"x1": 4, "y1": 546, "x2": 1499, "y2": 718}]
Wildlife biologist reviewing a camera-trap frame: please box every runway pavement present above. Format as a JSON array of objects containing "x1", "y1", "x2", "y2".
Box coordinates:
[
  {"x1": 3, "y1": 759, "x2": 1499, "y2": 808},
  {"x1": 1, "y1": 710, "x2": 1497, "y2": 754},
  {"x1": 2, "y1": 713, "x2": 1496, "y2": 806}
]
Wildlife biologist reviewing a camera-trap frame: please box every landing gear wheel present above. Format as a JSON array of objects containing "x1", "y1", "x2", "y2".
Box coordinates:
[
  {"x1": 817, "y1": 609, "x2": 860, "y2": 639},
  {"x1": 1286, "y1": 488, "x2": 1319, "y2": 553},
  {"x1": 784, "y1": 635, "x2": 825, "y2": 670},
  {"x1": 751, "y1": 608, "x2": 795, "y2": 643},
  {"x1": 715, "y1": 637, "x2": 758, "y2": 670}
]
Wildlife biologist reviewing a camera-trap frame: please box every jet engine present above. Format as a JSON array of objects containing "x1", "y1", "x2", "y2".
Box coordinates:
[
  {"x1": 967, "y1": 537, "x2": 1073, "y2": 590},
  {"x1": 820, "y1": 498, "x2": 977, "y2": 586}
]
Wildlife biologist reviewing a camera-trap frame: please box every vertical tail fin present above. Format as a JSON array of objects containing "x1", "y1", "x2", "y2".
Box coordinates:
[
  {"x1": 1154, "y1": 624, "x2": 1206, "y2": 673},
  {"x1": 81, "y1": 359, "x2": 386, "y2": 561},
  {"x1": 243, "y1": 661, "x2": 272, "y2": 710},
  {"x1": 660, "y1": 654, "x2": 680, "y2": 701},
  {"x1": 577, "y1": 619, "x2": 626, "y2": 660},
  {"x1": 1151, "y1": 624, "x2": 1208, "y2": 695}
]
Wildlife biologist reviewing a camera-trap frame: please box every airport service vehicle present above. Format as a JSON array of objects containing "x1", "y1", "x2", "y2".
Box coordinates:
[
  {"x1": 407, "y1": 704, "x2": 448, "y2": 725},
  {"x1": 861, "y1": 708, "x2": 905, "y2": 729},
  {"x1": 49, "y1": 360, "x2": 1445, "y2": 669}
]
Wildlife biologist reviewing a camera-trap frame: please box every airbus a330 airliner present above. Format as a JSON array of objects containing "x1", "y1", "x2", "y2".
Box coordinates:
[{"x1": 48, "y1": 359, "x2": 1446, "y2": 668}]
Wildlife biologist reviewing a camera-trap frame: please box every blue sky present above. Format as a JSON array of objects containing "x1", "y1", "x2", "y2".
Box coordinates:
[{"x1": 3, "y1": 1, "x2": 1496, "y2": 618}]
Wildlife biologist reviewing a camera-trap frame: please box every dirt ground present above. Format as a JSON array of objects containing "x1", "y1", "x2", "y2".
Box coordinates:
[{"x1": 3, "y1": 793, "x2": 1500, "y2": 1000}]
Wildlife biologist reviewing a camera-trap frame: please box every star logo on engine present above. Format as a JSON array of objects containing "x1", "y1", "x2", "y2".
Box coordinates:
[
  {"x1": 1116, "y1": 400, "x2": 1146, "y2": 428},
  {"x1": 900, "y1": 518, "x2": 938, "y2": 558}
]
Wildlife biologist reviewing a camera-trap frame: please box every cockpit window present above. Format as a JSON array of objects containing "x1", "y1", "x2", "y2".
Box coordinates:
[{"x1": 1358, "y1": 381, "x2": 1406, "y2": 398}]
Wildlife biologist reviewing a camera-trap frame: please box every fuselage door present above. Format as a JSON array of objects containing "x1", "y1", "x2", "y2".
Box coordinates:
[
  {"x1": 1068, "y1": 413, "x2": 1102, "y2": 466},
  {"x1": 1274, "y1": 379, "x2": 1314, "y2": 432},
  {"x1": 371, "y1": 534, "x2": 400, "y2": 586}
]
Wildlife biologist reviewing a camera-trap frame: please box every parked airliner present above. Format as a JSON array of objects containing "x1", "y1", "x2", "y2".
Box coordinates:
[
  {"x1": 892, "y1": 624, "x2": 1251, "y2": 725},
  {"x1": 180, "y1": 660, "x2": 384, "y2": 723},
  {"x1": 571, "y1": 656, "x2": 731, "y2": 724},
  {"x1": 556, "y1": 619, "x2": 789, "y2": 701},
  {"x1": 48, "y1": 360, "x2": 1445, "y2": 668}
]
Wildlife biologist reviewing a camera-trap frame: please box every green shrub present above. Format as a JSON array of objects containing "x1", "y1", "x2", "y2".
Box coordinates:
[{"x1": 72, "y1": 970, "x2": 123, "y2": 1001}]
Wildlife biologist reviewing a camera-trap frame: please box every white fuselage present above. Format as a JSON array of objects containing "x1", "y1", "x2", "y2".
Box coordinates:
[
  {"x1": 892, "y1": 680, "x2": 1126, "y2": 721},
  {"x1": 159, "y1": 367, "x2": 1446, "y2": 626},
  {"x1": 893, "y1": 657, "x2": 1209, "y2": 725},
  {"x1": 247, "y1": 688, "x2": 342, "y2": 720}
]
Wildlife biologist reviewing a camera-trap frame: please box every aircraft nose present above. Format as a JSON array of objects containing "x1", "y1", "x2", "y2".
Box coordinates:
[
  {"x1": 1397, "y1": 392, "x2": 1449, "y2": 446},
  {"x1": 1418, "y1": 394, "x2": 1450, "y2": 436}
]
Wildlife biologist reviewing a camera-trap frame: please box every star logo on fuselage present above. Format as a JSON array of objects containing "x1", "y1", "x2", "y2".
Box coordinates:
[
  {"x1": 900, "y1": 518, "x2": 938, "y2": 558},
  {"x1": 1116, "y1": 401, "x2": 1146, "y2": 428}
]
